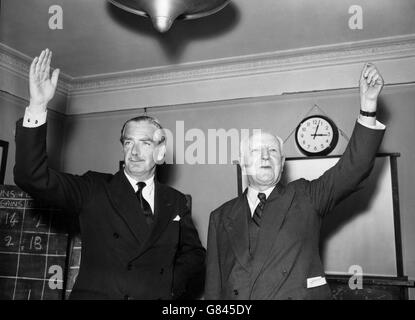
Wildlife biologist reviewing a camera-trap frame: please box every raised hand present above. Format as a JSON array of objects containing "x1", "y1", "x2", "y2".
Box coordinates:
[
  {"x1": 29, "y1": 49, "x2": 60, "y2": 111},
  {"x1": 359, "y1": 63, "x2": 384, "y2": 112}
]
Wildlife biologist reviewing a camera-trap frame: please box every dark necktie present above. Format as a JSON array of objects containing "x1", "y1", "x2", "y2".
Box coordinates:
[
  {"x1": 252, "y1": 192, "x2": 266, "y2": 227},
  {"x1": 136, "y1": 182, "x2": 153, "y2": 225}
]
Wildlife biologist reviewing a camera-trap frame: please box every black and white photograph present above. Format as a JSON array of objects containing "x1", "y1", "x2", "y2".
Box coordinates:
[{"x1": 1, "y1": 0, "x2": 415, "y2": 305}]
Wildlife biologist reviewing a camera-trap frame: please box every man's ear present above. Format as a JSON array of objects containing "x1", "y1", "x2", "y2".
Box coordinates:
[
  {"x1": 155, "y1": 143, "x2": 166, "y2": 164},
  {"x1": 121, "y1": 142, "x2": 126, "y2": 157},
  {"x1": 281, "y1": 156, "x2": 286, "y2": 171},
  {"x1": 239, "y1": 155, "x2": 249, "y2": 179}
]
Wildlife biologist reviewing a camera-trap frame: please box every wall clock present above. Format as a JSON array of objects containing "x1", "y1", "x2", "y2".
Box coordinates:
[{"x1": 295, "y1": 115, "x2": 339, "y2": 156}]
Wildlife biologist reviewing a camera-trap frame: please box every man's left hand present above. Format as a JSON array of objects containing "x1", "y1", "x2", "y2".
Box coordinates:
[{"x1": 359, "y1": 63, "x2": 384, "y2": 112}]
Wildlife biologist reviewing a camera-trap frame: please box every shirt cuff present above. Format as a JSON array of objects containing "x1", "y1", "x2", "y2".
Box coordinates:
[
  {"x1": 357, "y1": 117, "x2": 386, "y2": 130},
  {"x1": 23, "y1": 107, "x2": 47, "y2": 128}
]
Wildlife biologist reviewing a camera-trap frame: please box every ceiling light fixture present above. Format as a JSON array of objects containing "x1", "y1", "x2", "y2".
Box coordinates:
[{"x1": 108, "y1": 0, "x2": 230, "y2": 33}]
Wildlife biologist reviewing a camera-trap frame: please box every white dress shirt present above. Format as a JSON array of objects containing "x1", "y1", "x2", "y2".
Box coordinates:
[
  {"x1": 23, "y1": 107, "x2": 47, "y2": 127},
  {"x1": 246, "y1": 185, "x2": 275, "y2": 217},
  {"x1": 124, "y1": 171, "x2": 155, "y2": 214}
]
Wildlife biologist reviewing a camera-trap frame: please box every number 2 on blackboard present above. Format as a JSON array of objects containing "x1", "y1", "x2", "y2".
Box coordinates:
[{"x1": 4, "y1": 235, "x2": 14, "y2": 247}]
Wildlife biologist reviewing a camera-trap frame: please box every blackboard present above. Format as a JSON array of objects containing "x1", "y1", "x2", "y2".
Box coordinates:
[{"x1": 0, "y1": 185, "x2": 71, "y2": 300}]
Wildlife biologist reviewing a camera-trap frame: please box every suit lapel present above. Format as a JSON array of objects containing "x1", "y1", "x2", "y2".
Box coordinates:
[
  {"x1": 251, "y1": 184, "x2": 295, "y2": 281},
  {"x1": 223, "y1": 190, "x2": 251, "y2": 272},
  {"x1": 105, "y1": 170, "x2": 150, "y2": 244}
]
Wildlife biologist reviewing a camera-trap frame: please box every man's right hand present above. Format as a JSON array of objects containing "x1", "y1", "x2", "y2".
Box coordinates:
[{"x1": 29, "y1": 48, "x2": 60, "y2": 112}]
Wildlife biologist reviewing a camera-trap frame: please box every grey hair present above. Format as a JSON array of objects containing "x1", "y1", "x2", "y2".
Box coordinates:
[{"x1": 120, "y1": 115, "x2": 166, "y2": 144}]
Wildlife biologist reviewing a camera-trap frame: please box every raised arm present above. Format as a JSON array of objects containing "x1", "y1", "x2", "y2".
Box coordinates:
[
  {"x1": 14, "y1": 49, "x2": 93, "y2": 213},
  {"x1": 305, "y1": 63, "x2": 386, "y2": 217}
]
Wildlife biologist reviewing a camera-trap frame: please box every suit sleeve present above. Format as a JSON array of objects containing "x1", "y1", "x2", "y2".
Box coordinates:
[
  {"x1": 14, "y1": 119, "x2": 94, "y2": 214},
  {"x1": 305, "y1": 121, "x2": 385, "y2": 217},
  {"x1": 204, "y1": 211, "x2": 221, "y2": 300},
  {"x1": 172, "y1": 195, "x2": 206, "y2": 299}
]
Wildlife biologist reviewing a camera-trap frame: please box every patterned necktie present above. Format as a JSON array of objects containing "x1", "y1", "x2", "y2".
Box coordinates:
[
  {"x1": 136, "y1": 182, "x2": 153, "y2": 225},
  {"x1": 252, "y1": 192, "x2": 266, "y2": 227}
]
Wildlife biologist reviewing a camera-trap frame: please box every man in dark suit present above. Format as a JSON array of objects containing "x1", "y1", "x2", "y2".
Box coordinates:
[
  {"x1": 205, "y1": 63, "x2": 386, "y2": 299},
  {"x1": 14, "y1": 49, "x2": 205, "y2": 300}
]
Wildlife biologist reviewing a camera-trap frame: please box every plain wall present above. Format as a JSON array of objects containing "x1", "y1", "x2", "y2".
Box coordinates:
[{"x1": 61, "y1": 84, "x2": 415, "y2": 298}]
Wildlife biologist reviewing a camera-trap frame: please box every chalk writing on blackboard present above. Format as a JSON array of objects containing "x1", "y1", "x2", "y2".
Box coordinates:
[{"x1": 0, "y1": 185, "x2": 70, "y2": 300}]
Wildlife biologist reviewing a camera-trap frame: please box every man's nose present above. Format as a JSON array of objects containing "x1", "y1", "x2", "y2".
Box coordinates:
[
  {"x1": 131, "y1": 143, "x2": 141, "y2": 157},
  {"x1": 261, "y1": 148, "x2": 270, "y2": 159}
]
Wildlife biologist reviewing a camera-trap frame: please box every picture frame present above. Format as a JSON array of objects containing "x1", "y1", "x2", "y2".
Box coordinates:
[{"x1": 0, "y1": 140, "x2": 9, "y2": 185}]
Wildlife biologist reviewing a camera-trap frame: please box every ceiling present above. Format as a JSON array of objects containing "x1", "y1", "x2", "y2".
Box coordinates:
[{"x1": 1, "y1": 0, "x2": 415, "y2": 77}]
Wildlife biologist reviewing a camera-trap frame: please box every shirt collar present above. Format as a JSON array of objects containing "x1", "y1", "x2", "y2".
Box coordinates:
[
  {"x1": 124, "y1": 170, "x2": 155, "y2": 192},
  {"x1": 247, "y1": 184, "x2": 275, "y2": 203}
]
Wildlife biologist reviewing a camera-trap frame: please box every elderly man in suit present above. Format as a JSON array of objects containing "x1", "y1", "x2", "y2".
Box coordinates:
[
  {"x1": 14, "y1": 49, "x2": 205, "y2": 300},
  {"x1": 205, "y1": 63, "x2": 386, "y2": 300}
]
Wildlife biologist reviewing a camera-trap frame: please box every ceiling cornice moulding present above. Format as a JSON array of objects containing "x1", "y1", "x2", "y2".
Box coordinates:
[
  {"x1": 68, "y1": 34, "x2": 415, "y2": 95},
  {"x1": 1, "y1": 33, "x2": 415, "y2": 100}
]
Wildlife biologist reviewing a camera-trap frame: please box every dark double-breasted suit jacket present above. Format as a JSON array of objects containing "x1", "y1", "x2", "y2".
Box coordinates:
[
  {"x1": 14, "y1": 120, "x2": 206, "y2": 300},
  {"x1": 205, "y1": 122, "x2": 385, "y2": 300}
]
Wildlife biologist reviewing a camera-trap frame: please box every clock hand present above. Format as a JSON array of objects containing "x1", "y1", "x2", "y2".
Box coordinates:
[
  {"x1": 313, "y1": 121, "x2": 320, "y2": 140},
  {"x1": 311, "y1": 134, "x2": 329, "y2": 136}
]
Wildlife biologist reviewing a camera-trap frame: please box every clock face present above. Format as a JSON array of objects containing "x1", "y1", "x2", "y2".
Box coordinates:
[{"x1": 295, "y1": 115, "x2": 339, "y2": 156}]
